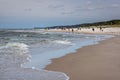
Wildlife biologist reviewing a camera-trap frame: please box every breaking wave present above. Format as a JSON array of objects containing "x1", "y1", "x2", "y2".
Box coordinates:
[
  {"x1": 0, "y1": 42, "x2": 69, "y2": 80},
  {"x1": 0, "y1": 42, "x2": 30, "y2": 69}
]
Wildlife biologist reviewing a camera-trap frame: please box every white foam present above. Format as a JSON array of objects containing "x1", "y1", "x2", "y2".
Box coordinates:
[
  {"x1": 0, "y1": 68, "x2": 69, "y2": 80},
  {"x1": 6, "y1": 42, "x2": 29, "y2": 51},
  {"x1": 0, "y1": 42, "x2": 69, "y2": 80},
  {"x1": 54, "y1": 40, "x2": 72, "y2": 45},
  {"x1": 0, "y1": 42, "x2": 30, "y2": 69}
]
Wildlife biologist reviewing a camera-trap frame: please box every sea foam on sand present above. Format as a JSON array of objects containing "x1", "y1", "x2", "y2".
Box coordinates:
[{"x1": 0, "y1": 42, "x2": 69, "y2": 80}]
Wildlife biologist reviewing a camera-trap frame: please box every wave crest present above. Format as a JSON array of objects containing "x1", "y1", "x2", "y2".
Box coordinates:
[
  {"x1": 0, "y1": 42, "x2": 30, "y2": 69},
  {"x1": 54, "y1": 40, "x2": 72, "y2": 45},
  {"x1": 6, "y1": 42, "x2": 29, "y2": 53}
]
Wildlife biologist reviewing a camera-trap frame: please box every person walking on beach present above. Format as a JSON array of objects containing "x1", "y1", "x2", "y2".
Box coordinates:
[{"x1": 92, "y1": 28, "x2": 95, "y2": 31}]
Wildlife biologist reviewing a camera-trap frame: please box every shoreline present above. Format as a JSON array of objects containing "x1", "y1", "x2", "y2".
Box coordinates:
[
  {"x1": 45, "y1": 36, "x2": 120, "y2": 80},
  {"x1": 1, "y1": 28, "x2": 120, "y2": 80}
]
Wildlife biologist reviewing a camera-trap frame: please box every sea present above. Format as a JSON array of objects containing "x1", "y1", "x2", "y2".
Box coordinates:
[{"x1": 0, "y1": 29, "x2": 113, "y2": 80}]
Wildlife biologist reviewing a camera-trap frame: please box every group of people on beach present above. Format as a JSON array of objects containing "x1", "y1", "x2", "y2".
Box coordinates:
[
  {"x1": 92, "y1": 26, "x2": 103, "y2": 32},
  {"x1": 45, "y1": 26, "x2": 104, "y2": 33},
  {"x1": 67, "y1": 26, "x2": 104, "y2": 32}
]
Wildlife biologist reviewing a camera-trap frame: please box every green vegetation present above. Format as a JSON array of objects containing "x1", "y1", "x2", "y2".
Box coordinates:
[{"x1": 46, "y1": 19, "x2": 120, "y2": 29}]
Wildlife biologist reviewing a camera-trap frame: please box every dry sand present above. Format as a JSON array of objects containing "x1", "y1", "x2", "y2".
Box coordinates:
[{"x1": 45, "y1": 36, "x2": 120, "y2": 80}]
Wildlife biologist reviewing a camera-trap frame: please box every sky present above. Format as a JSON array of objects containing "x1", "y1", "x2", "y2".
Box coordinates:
[{"x1": 0, "y1": 0, "x2": 120, "y2": 28}]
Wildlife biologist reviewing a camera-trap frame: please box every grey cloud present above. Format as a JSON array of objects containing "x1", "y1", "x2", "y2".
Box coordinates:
[
  {"x1": 24, "y1": 8, "x2": 32, "y2": 12},
  {"x1": 111, "y1": 4, "x2": 120, "y2": 8},
  {"x1": 29, "y1": 0, "x2": 44, "y2": 3},
  {"x1": 86, "y1": 1, "x2": 92, "y2": 5},
  {"x1": 75, "y1": 7, "x2": 98, "y2": 11},
  {"x1": 48, "y1": 4, "x2": 65, "y2": 9},
  {"x1": 0, "y1": 0, "x2": 120, "y2": 26},
  {"x1": 61, "y1": 10, "x2": 75, "y2": 15},
  {"x1": 102, "y1": 4, "x2": 120, "y2": 9},
  {"x1": 75, "y1": 4, "x2": 120, "y2": 11}
]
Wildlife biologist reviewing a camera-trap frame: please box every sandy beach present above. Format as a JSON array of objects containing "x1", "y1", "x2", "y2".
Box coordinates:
[
  {"x1": 46, "y1": 27, "x2": 120, "y2": 35},
  {"x1": 1, "y1": 27, "x2": 120, "y2": 80},
  {"x1": 0, "y1": 0, "x2": 120, "y2": 79},
  {"x1": 45, "y1": 36, "x2": 120, "y2": 80}
]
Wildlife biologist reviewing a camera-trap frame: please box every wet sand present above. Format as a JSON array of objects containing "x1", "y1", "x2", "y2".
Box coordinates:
[{"x1": 45, "y1": 36, "x2": 120, "y2": 80}]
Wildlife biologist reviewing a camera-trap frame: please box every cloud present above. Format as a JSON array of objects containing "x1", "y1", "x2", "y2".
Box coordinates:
[
  {"x1": 111, "y1": 4, "x2": 120, "y2": 8},
  {"x1": 24, "y1": 8, "x2": 32, "y2": 12},
  {"x1": 86, "y1": 1, "x2": 92, "y2": 5},
  {"x1": 30, "y1": 0, "x2": 44, "y2": 3},
  {"x1": 0, "y1": 0, "x2": 120, "y2": 27},
  {"x1": 48, "y1": 4, "x2": 65, "y2": 9},
  {"x1": 48, "y1": 4, "x2": 64, "y2": 8},
  {"x1": 75, "y1": 3, "x2": 120, "y2": 12},
  {"x1": 61, "y1": 11, "x2": 75, "y2": 15}
]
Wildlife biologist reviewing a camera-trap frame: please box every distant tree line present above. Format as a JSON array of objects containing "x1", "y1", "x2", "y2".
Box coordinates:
[{"x1": 45, "y1": 19, "x2": 120, "y2": 29}]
